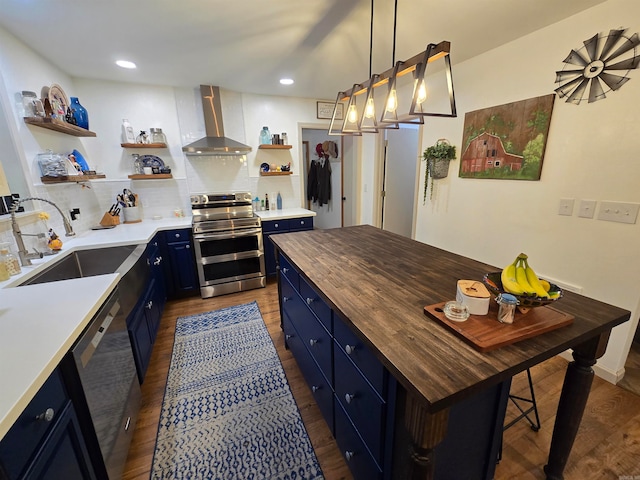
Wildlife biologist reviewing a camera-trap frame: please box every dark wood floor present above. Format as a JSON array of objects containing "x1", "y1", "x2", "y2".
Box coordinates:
[{"x1": 123, "y1": 280, "x2": 640, "y2": 480}]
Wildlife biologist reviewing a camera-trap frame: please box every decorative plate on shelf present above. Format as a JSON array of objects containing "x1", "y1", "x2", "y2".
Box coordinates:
[
  {"x1": 139, "y1": 155, "x2": 165, "y2": 168},
  {"x1": 48, "y1": 83, "x2": 69, "y2": 115}
]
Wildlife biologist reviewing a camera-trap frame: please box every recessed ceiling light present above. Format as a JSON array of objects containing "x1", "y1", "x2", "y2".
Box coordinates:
[
  {"x1": 279, "y1": 78, "x2": 294, "y2": 85},
  {"x1": 116, "y1": 60, "x2": 137, "y2": 69}
]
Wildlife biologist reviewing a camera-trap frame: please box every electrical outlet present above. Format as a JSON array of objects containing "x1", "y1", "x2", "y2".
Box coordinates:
[
  {"x1": 577, "y1": 200, "x2": 597, "y2": 219},
  {"x1": 597, "y1": 201, "x2": 640, "y2": 224},
  {"x1": 558, "y1": 198, "x2": 574, "y2": 216}
]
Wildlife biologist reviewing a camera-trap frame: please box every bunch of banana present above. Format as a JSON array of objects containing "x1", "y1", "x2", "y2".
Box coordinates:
[{"x1": 501, "y1": 253, "x2": 550, "y2": 298}]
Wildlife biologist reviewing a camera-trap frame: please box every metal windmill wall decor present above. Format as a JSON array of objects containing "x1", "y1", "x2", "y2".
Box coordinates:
[{"x1": 555, "y1": 28, "x2": 640, "y2": 104}]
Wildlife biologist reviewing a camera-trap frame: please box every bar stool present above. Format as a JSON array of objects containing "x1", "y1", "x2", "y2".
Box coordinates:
[{"x1": 504, "y1": 368, "x2": 541, "y2": 432}]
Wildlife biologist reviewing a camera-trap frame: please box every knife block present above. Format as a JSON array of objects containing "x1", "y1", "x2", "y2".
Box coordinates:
[{"x1": 100, "y1": 211, "x2": 120, "y2": 227}]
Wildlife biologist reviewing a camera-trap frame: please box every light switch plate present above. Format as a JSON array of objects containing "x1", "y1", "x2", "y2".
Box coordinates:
[
  {"x1": 597, "y1": 201, "x2": 640, "y2": 224},
  {"x1": 578, "y1": 199, "x2": 597, "y2": 218},
  {"x1": 558, "y1": 198, "x2": 574, "y2": 216}
]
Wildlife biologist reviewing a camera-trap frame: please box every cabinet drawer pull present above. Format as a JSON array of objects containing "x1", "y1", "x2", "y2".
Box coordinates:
[
  {"x1": 311, "y1": 385, "x2": 319, "y2": 393},
  {"x1": 306, "y1": 297, "x2": 314, "y2": 305},
  {"x1": 146, "y1": 301, "x2": 153, "y2": 310},
  {"x1": 282, "y1": 267, "x2": 289, "y2": 274},
  {"x1": 175, "y1": 233, "x2": 181, "y2": 238},
  {"x1": 275, "y1": 223, "x2": 279, "y2": 228},
  {"x1": 345, "y1": 344, "x2": 355, "y2": 355},
  {"x1": 285, "y1": 334, "x2": 292, "y2": 340},
  {"x1": 345, "y1": 451, "x2": 354, "y2": 461},
  {"x1": 36, "y1": 408, "x2": 55, "y2": 422},
  {"x1": 186, "y1": 244, "x2": 190, "y2": 249},
  {"x1": 309, "y1": 338, "x2": 317, "y2": 347},
  {"x1": 345, "y1": 393, "x2": 354, "y2": 404},
  {"x1": 154, "y1": 256, "x2": 162, "y2": 265},
  {"x1": 282, "y1": 296, "x2": 290, "y2": 302}
]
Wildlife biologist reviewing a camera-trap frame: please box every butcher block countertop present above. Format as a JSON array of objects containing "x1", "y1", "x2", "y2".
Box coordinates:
[{"x1": 270, "y1": 225, "x2": 631, "y2": 412}]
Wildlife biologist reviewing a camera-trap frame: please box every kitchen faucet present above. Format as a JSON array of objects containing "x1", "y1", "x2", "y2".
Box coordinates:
[{"x1": 10, "y1": 197, "x2": 76, "y2": 266}]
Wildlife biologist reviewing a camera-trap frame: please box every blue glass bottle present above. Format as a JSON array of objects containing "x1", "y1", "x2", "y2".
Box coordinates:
[
  {"x1": 70, "y1": 97, "x2": 89, "y2": 130},
  {"x1": 259, "y1": 126, "x2": 271, "y2": 145},
  {"x1": 276, "y1": 192, "x2": 282, "y2": 210}
]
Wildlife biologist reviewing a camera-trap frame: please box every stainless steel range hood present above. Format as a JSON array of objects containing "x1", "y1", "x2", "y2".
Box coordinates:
[{"x1": 182, "y1": 85, "x2": 252, "y2": 156}]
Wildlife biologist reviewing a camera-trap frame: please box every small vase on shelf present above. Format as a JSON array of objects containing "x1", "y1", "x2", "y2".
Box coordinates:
[{"x1": 70, "y1": 97, "x2": 89, "y2": 130}]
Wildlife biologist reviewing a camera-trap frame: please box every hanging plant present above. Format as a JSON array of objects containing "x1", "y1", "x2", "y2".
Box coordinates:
[{"x1": 422, "y1": 139, "x2": 456, "y2": 203}]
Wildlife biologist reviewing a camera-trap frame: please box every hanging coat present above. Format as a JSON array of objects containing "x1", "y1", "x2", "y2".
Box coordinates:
[
  {"x1": 317, "y1": 157, "x2": 332, "y2": 206},
  {"x1": 307, "y1": 159, "x2": 319, "y2": 202}
]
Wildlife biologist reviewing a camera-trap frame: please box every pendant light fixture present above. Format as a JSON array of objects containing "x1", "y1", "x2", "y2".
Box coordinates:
[{"x1": 327, "y1": 0, "x2": 457, "y2": 135}]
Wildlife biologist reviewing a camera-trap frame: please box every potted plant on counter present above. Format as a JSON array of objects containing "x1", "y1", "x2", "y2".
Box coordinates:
[{"x1": 422, "y1": 138, "x2": 456, "y2": 203}]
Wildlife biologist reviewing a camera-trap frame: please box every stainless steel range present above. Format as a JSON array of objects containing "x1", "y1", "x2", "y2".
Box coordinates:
[{"x1": 191, "y1": 192, "x2": 265, "y2": 298}]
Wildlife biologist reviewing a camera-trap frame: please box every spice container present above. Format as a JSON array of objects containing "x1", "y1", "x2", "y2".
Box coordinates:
[
  {"x1": 0, "y1": 242, "x2": 21, "y2": 276},
  {"x1": 496, "y1": 293, "x2": 518, "y2": 324}
]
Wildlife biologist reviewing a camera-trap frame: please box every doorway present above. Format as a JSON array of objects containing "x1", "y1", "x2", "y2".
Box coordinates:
[
  {"x1": 301, "y1": 128, "x2": 347, "y2": 229},
  {"x1": 380, "y1": 125, "x2": 420, "y2": 238}
]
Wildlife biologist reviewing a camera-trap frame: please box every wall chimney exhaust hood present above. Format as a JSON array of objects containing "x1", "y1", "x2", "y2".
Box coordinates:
[{"x1": 182, "y1": 85, "x2": 252, "y2": 156}]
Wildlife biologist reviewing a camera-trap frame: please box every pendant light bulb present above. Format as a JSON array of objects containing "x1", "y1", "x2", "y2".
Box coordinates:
[
  {"x1": 347, "y1": 104, "x2": 358, "y2": 124},
  {"x1": 364, "y1": 97, "x2": 376, "y2": 118},
  {"x1": 416, "y1": 81, "x2": 428, "y2": 104},
  {"x1": 386, "y1": 89, "x2": 398, "y2": 113}
]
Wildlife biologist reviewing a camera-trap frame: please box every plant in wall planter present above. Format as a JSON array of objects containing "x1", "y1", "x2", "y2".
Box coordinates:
[{"x1": 422, "y1": 138, "x2": 456, "y2": 203}]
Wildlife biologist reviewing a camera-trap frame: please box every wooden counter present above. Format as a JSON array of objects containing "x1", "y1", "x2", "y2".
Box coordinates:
[{"x1": 271, "y1": 225, "x2": 630, "y2": 479}]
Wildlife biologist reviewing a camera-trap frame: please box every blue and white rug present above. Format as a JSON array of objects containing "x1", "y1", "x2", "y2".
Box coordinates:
[{"x1": 150, "y1": 301, "x2": 323, "y2": 479}]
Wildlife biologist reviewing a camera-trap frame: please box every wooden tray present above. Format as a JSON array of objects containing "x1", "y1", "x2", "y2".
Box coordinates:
[{"x1": 424, "y1": 301, "x2": 574, "y2": 352}]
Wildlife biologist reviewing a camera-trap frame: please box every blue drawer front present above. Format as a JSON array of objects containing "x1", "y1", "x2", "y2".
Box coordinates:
[
  {"x1": 300, "y1": 276, "x2": 332, "y2": 333},
  {"x1": 282, "y1": 277, "x2": 333, "y2": 385},
  {"x1": 262, "y1": 219, "x2": 290, "y2": 233},
  {"x1": 334, "y1": 313, "x2": 385, "y2": 396},
  {"x1": 278, "y1": 253, "x2": 299, "y2": 291},
  {"x1": 334, "y1": 344, "x2": 385, "y2": 465},
  {"x1": 334, "y1": 398, "x2": 382, "y2": 480},
  {"x1": 289, "y1": 217, "x2": 314, "y2": 231},
  {"x1": 283, "y1": 313, "x2": 334, "y2": 435},
  {"x1": 0, "y1": 368, "x2": 69, "y2": 479}
]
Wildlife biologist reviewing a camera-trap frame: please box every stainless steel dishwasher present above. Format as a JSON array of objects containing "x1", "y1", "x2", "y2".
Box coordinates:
[{"x1": 70, "y1": 286, "x2": 140, "y2": 479}]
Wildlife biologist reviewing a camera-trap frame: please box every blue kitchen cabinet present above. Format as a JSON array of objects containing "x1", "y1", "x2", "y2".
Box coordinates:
[
  {"x1": 0, "y1": 368, "x2": 96, "y2": 480},
  {"x1": 127, "y1": 236, "x2": 167, "y2": 383},
  {"x1": 277, "y1": 252, "x2": 395, "y2": 480},
  {"x1": 263, "y1": 216, "x2": 313, "y2": 276},
  {"x1": 161, "y1": 229, "x2": 199, "y2": 297}
]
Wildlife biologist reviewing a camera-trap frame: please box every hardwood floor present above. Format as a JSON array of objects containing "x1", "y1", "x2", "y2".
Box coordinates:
[{"x1": 123, "y1": 280, "x2": 640, "y2": 480}]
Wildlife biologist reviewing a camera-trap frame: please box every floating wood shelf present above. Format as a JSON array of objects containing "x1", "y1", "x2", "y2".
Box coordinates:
[
  {"x1": 24, "y1": 117, "x2": 96, "y2": 137},
  {"x1": 258, "y1": 144, "x2": 292, "y2": 150},
  {"x1": 41, "y1": 174, "x2": 106, "y2": 184},
  {"x1": 128, "y1": 174, "x2": 173, "y2": 180},
  {"x1": 260, "y1": 171, "x2": 292, "y2": 176},
  {"x1": 121, "y1": 143, "x2": 167, "y2": 148}
]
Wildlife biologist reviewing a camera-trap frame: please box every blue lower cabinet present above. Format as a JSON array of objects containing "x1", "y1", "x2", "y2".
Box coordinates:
[
  {"x1": 160, "y1": 229, "x2": 198, "y2": 298},
  {"x1": 334, "y1": 399, "x2": 382, "y2": 480},
  {"x1": 0, "y1": 368, "x2": 96, "y2": 480},
  {"x1": 264, "y1": 216, "x2": 313, "y2": 276},
  {"x1": 283, "y1": 312, "x2": 334, "y2": 434}
]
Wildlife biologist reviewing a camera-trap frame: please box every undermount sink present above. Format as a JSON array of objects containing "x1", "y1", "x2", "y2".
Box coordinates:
[
  {"x1": 20, "y1": 245, "x2": 144, "y2": 285},
  {"x1": 19, "y1": 244, "x2": 150, "y2": 322}
]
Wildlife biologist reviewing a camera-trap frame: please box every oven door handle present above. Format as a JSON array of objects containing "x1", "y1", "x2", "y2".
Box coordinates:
[{"x1": 193, "y1": 228, "x2": 263, "y2": 241}]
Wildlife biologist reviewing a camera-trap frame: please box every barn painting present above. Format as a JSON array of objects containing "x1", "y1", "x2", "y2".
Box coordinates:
[{"x1": 459, "y1": 94, "x2": 555, "y2": 180}]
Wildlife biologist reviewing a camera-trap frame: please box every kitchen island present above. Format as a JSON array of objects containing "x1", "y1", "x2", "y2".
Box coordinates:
[{"x1": 271, "y1": 225, "x2": 630, "y2": 480}]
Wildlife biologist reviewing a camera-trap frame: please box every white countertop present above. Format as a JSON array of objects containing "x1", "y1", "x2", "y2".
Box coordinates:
[
  {"x1": 255, "y1": 208, "x2": 316, "y2": 221},
  {"x1": 0, "y1": 216, "x2": 191, "y2": 441}
]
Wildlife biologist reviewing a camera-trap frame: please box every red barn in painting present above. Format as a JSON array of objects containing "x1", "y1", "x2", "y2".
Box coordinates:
[{"x1": 460, "y1": 132, "x2": 523, "y2": 174}]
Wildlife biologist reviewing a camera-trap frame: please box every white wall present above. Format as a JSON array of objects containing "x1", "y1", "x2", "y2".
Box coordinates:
[{"x1": 412, "y1": 0, "x2": 640, "y2": 382}]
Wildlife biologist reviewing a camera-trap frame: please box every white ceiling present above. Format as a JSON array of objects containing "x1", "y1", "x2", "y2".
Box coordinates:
[{"x1": 0, "y1": 0, "x2": 606, "y2": 100}]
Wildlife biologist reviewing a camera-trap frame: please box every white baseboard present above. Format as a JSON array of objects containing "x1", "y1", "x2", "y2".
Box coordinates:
[{"x1": 557, "y1": 350, "x2": 624, "y2": 385}]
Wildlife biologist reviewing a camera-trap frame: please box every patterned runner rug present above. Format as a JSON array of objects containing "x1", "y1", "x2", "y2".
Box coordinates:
[{"x1": 150, "y1": 301, "x2": 323, "y2": 479}]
